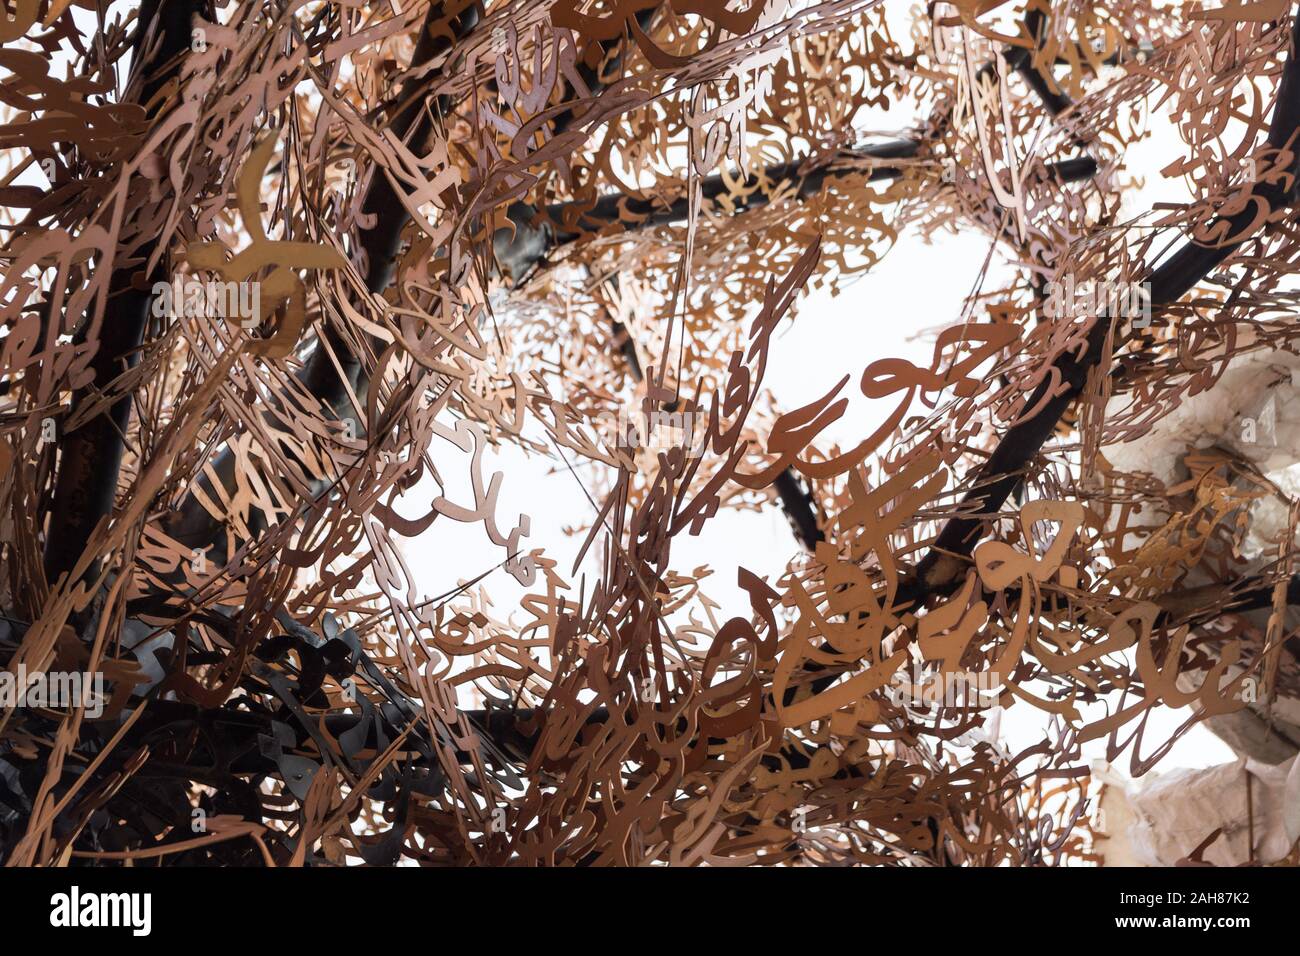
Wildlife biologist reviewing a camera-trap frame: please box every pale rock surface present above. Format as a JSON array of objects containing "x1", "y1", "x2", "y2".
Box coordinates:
[
  {"x1": 1102, "y1": 352, "x2": 1300, "y2": 562},
  {"x1": 1095, "y1": 755, "x2": 1299, "y2": 866},
  {"x1": 1101, "y1": 351, "x2": 1300, "y2": 763}
]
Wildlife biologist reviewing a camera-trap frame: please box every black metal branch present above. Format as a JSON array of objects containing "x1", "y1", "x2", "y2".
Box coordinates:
[
  {"x1": 43, "y1": 0, "x2": 208, "y2": 587},
  {"x1": 299, "y1": 0, "x2": 482, "y2": 409},
  {"x1": 774, "y1": 468, "x2": 824, "y2": 551},
  {"x1": 164, "y1": 1, "x2": 482, "y2": 553},
  {"x1": 1158, "y1": 573, "x2": 1300, "y2": 624},
  {"x1": 494, "y1": 143, "x2": 1096, "y2": 279},
  {"x1": 546, "y1": 139, "x2": 922, "y2": 242},
  {"x1": 1006, "y1": 8, "x2": 1076, "y2": 119},
  {"x1": 897, "y1": 12, "x2": 1300, "y2": 611}
]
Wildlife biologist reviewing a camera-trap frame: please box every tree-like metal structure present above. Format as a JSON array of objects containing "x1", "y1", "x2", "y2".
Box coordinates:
[{"x1": 2, "y1": 0, "x2": 1299, "y2": 866}]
